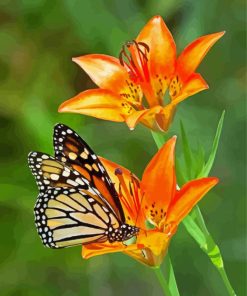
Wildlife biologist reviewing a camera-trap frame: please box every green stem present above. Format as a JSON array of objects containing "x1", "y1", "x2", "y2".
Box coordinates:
[
  {"x1": 154, "y1": 267, "x2": 172, "y2": 296},
  {"x1": 192, "y1": 207, "x2": 236, "y2": 296},
  {"x1": 218, "y1": 267, "x2": 237, "y2": 296},
  {"x1": 166, "y1": 254, "x2": 180, "y2": 296}
]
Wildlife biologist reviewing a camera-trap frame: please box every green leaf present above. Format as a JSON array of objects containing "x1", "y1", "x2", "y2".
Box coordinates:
[
  {"x1": 166, "y1": 253, "x2": 180, "y2": 296},
  {"x1": 180, "y1": 121, "x2": 193, "y2": 180},
  {"x1": 193, "y1": 205, "x2": 210, "y2": 236},
  {"x1": 197, "y1": 110, "x2": 225, "y2": 178},
  {"x1": 183, "y1": 215, "x2": 207, "y2": 250},
  {"x1": 193, "y1": 142, "x2": 206, "y2": 177},
  {"x1": 175, "y1": 157, "x2": 187, "y2": 186},
  {"x1": 151, "y1": 131, "x2": 168, "y2": 149}
]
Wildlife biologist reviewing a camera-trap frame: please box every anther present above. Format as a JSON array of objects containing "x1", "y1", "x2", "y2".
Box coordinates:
[
  {"x1": 119, "y1": 40, "x2": 150, "y2": 83},
  {"x1": 115, "y1": 168, "x2": 123, "y2": 175}
]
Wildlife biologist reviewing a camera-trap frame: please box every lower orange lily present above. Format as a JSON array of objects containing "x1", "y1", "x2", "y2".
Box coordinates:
[{"x1": 82, "y1": 137, "x2": 218, "y2": 267}]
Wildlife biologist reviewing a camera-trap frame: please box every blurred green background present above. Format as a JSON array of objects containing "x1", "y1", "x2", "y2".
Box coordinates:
[{"x1": 0, "y1": 0, "x2": 246, "y2": 295}]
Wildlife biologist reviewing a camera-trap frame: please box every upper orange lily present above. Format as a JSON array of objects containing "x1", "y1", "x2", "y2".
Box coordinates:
[
  {"x1": 59, "y1": 15, "x2": 224, "y2": 132},
  {"x1": 81, "y1": 137, "x2": 218, "y2": 267}
]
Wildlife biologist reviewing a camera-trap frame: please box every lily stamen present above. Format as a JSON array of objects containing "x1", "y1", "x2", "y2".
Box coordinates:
[
  {"x1": 119, "y1": 44, "x2": 142, "y2": 82},
  {"x1": 115, "y1": 168, "x2": 139, "y2": 222},
  {"x1": 115, "y1": 168, "x2": 133, "y2": 204},
  {"x1": 129, "y1": 40, "x2": 150, "y2": 82},
  {"x1": 119, "y1": 40, "x2": 150, "y2": 83}
]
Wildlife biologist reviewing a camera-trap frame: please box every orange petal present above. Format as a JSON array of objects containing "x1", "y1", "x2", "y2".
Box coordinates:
[
  {"x1": 171, "y1": 73, "x2": 209, "y2": 104},
  {"x1": 58, "y1": 89, "x2": 134, "y2": 122},
  {"x1": 73, "y1": 55, "x2": 143, "y2": 106},
  {"x1": 141, "y1": 136, "x2": 177, "y2": 226},
  {"x1": 166, "y1": 177, "x2": 219, "y2": 225},
  {"x1": 125, "y1": 106, "x2": 175, "y2": 132},
  {"x1": 99, "y1": 157, "x2": 144, "y2": 227},
  {"x1": 73, "y1": 54, "x2": 128, "y2": 92},
  {"x1": 136, "y1": 15, "x2": 176, "y2": 106},
  {"x1": 154, "y1": 104, "x2": 177, "y2": 132},
  {"x1": 82, "y1": 241, "x2": 143, "y2": 259},
  {"x1": 137, "y1": 15, "x2": 176, "y2": 82},
  {"x1": 125, "y1": 109, "x2": 151, "y2": 130},
  {"x1": 176, "y1": 31, "x2": 225, "y2": 82},
  {"x1": 125, "y1": 230, "x2": 170, "y2": 267}
]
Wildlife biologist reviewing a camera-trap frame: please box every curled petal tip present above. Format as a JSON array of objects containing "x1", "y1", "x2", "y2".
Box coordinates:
[
  {"x1": 207, "y1": 31, "x2": 226, "y2": 45},
  {"x1": 58, "y1": 102, "x2": 67, "y2": 113},
  {"x1": 72, "y1": 56, "x2": 89, "y2": 65},
  {"x1": 213, "y1": 30, "x2": 226, "y2": 41},
  {"x1": 72, "y1": 56, "x2": 82, "y2": 64}
]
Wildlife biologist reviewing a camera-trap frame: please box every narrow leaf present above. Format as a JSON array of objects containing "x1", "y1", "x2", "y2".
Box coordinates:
[
  {"x1": 197, "y1": 110, "x2": 225, "y2": 178},
  {"x1": 166, "y1": 253, "x2": 180, "y2": 296},
  {"x1": 175, "y1": 158, "x2": 187, "y2": 187},
  {"x1": 180, "y1": 121, "x2": 193, "y2": 180},
  {"x1": 151, "y1": 131, "x2": 168, "y2": 149},
  {"x1": 193, "y1": 142, "x2": 206, "y2": 177},
  {"x1": 183, "y1": 215, "x2": 207, "y2": 250}
]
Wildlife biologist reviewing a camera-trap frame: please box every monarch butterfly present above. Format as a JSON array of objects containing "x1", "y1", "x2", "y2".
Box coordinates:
[{"x1": 28, "y1": 124, "x2": 139, "y2": 248}]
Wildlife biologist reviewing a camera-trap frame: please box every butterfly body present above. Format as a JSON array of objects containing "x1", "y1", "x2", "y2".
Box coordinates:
[{"x1": 28, "y1": 124, "x2": 139, "y2": 249}]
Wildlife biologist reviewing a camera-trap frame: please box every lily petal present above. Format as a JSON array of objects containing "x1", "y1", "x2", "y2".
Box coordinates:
[
  {"x1": 125, "y1": 108, "x2": 161, "y2": 130},
  {"x1": 141, "y1": 136, "x2": 177, "y2": 226},
  {"x1": 99, "y1": 157, "x2": 144, "y2": 227},
  {"x1": 176, "y1": 31, "x2": 225, "y2": 82},
  {"x1": 125, "y1": 106, "x2": 175, "y2": 132},
  {"x1": 171, "y1": 73, "x2": 208, "y2": 104},
  {"x1": 166, "y1": 177, "x2": 219, "y2": 225},
  {"x1": 155, "y1": 104, "x2": 177, "y2": 132},
  {"x1": 125, "y1": 109, "x2": 150, "y2": 130},
  {"x1": 82, "y1": 241, "x2": 143, "y2": 259},
  {"x1": 58, "y1": 89, "x2": 134, "y2": 122},
  {"x1": 73, "y1": 54, "x2": 143, "y2": 106},
  {"x1": 125, "y1": 231, "x2": 170, "y2": 267},
  {"x1": 136, "y1": 15, "x2": 176, "y2": 106}
]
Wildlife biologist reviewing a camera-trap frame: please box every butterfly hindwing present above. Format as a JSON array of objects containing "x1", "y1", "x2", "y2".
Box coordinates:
[
  {"x1": 53, "y1": 123, "x2": 125, "y2": 222},
  {"x1": 34, "y1": 187, "x2": 121, "y2": 248}
]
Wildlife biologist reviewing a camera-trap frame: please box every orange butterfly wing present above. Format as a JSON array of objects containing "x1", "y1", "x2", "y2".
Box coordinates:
[{"x1": 53, "y1": 124, "x2": 126, "y2": 222}]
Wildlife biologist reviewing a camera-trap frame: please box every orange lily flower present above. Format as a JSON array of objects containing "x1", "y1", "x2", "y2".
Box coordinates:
[
  {"x1": 81, "y1": 137, "x2": 218, "y2": 267},
  {"x1": 59, "y1": 15, "x2": 224, "y2": 132}
]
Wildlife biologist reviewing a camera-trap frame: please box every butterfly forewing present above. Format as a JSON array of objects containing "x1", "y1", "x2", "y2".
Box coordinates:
[
  {"x1": 53, "y1": 123, "x2": 125, "y2": 222},
  {"x1": 28, "y1": 152, "x2": 120, "y2": 219},
  {"x1": 34, "y1": 187, "x2": 118, "y2": 248},
  {"x1": 28, "y1": 152, "x2": 88, "y2": 192}
]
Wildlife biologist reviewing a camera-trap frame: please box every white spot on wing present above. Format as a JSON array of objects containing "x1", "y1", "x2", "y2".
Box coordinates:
[
  {"x1": 50, "y1": 174, "x2": 59, "y2": 181},
  {"x1": 67, "y1": 179, "x2": 78, "y2": 186}
]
